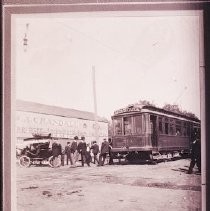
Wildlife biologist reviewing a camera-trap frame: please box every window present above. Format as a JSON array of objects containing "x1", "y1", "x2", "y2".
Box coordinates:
[
  {"x1": 124, "y1": 117, "x2": 132, "y2": 135},
  {"x1": 186, "y1": 123, "x2": 190, "y2": 136},
  {"x1": 133, "y1": 115, "x2": 143, "y2": 134},
  {"x1": 169, "y1": 119, "x2": 175, "y2": 135},
  {"x1": 182, "y1": 122, "x2": 187, "y2": 136},
  {"x1": 165, "y1": 122, "x2": 169, "y2": 134},
  {"x1": 159, "y1": 117, "x2": 163, "y2": 134},
  {"x1": 175, "y1": 120, "x2": 182, "y2": 136},
  {"x1": 113, "y1": 118, "x2": 122, "y2": 135},
  {"x1": 164, "y1": 118, "x2": 169, "y2": 134}
]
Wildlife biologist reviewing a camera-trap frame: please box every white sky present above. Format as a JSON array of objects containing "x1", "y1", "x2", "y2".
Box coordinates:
[{"x1": 13, "y1": 11, "x2": 201, "y2": 120}]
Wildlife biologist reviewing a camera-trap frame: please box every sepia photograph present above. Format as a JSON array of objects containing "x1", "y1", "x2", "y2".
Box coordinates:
[{"x1": 2, "y1": 1, "x2": 210, "y2": 211}]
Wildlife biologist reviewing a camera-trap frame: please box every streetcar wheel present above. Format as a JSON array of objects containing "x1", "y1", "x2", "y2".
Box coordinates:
[
  {"x1": 49, "y1": 156, "x2": 61, "y2": 168},
  {"x1": 19, "y1": 156, "x2": 31, "y2": 167},
  {"x1": 150, "y1": 160, "x2": 157, "y2": 165}
]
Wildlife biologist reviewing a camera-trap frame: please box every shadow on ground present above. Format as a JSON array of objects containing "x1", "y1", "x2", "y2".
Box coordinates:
[{"x1": 171, "y1": 167, "x2": 201, "y2": 175}]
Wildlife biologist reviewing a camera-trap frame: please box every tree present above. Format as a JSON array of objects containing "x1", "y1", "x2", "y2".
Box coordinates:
[
  {"x1": 136, "y1": 100, "x2": 155, "y2": 107},
  {"x1": 163, "y1": 104, "x2": 181, "y2": 113},
  {"x1": 163, "y1": 103, "x2": 199, "y2": 120}
]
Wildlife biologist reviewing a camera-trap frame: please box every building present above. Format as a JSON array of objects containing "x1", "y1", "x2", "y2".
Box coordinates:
[{"x1": 16, "y1": 100, "x2": 108, "y2": 147}]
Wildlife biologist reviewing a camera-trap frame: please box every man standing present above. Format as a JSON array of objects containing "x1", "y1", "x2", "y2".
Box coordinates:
[
  {"x1": 64, "y1": 142, "x2": 73, "y2": 166},
  {"x1": 90, "y1": 141, "x2": 99, "y2": 164},
  {"x1": 188, "y1": 136, "x2": 201, "y2": 174},
  {"x1": 108, "y1": 138, "x2": 114, "y2": 165},
  {"x1": 85, "y1": 143, "x2": 92, "y2": 165},
  {"x1": 51, "y1": 141, "x2": 62, "y2": 167},
  {"x1": 70, "y1": 136, "x2": 78, "y2": 167},
  {"x1": 98, "y1": 138, "x2": 109, "y2": 166},
  {"x1": 77, "y1": 136, "x2": 90, "y2": 167},
  {"x1": 52, "y1": 141, "x2": 62, "y2": 159}
]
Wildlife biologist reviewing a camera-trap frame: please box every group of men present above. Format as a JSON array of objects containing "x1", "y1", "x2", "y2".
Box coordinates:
[{"x1": 61, "y1": 136, "x2": 112, "y2": 167}]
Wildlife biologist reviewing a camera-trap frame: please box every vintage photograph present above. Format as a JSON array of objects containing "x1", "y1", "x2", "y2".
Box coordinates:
[{"x1": 3, "y1": 1, "x2": 207, "y2": 211}]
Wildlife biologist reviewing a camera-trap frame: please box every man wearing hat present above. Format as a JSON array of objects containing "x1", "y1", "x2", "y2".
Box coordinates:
[
  {"x1": 188, "y1": 131, "x2": 201, "y2": 174},
  {"x1": 64, "y1": 141, "x2": 73, "y2": 166},
  {"x1": 98, "y1": 138, "x2": 109, "y2": 166},
  {"x1": 77, "y1": 136, "x2": 90, "y2": 167},
  {"x1": 52, "y1": 141, "x2": 62, "y2": 159},
  {"x1": 51, "y1": 140, "x2": 62, "y2": 167},
  {"x1": 70, "y1": 136, "x2": 78, "y2": 167},
  {"x1": 90, "y1": 141, "x2": 99, "y2": 164}
]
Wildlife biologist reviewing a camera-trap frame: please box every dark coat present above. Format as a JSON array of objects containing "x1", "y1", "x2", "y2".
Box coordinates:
[
  {"x1": 91, "y1": 143, "x2": 99, "y2": 155},
  {"x1": 77, "y1": 141, "x2": 87, "y2": 154},
  {"x1": 100, "y1": 140, "x2": 109, "y2": 155},
  {"x1": 70, "y1": 141, "x2": 78, "y2": 153},
  {"x1": 52, "y1": 143, "x2": 62, "y2": 157},
  {"x1": 191, "y1": 139, "x2": 201, "y2": 160},
  {"x1": 85, "y1": 151, "x2": 92, "y2": 163},
  {"x1": 65, "y1": 145, "x2": 71, "y2": 155}
]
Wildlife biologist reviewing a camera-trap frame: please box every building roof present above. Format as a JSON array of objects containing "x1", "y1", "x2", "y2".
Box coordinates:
[{"x1": 16, "y1": 100, "x2": 108, "y2": 123}]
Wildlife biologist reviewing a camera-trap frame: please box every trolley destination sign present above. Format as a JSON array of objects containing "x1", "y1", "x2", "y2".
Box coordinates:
[{"x1": 114, "y1": 105, "x2": 142, "y2": 115}]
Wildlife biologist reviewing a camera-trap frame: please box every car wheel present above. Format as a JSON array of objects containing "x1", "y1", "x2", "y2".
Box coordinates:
[{"x1": 19, "y1": 155, "x2": 31, "y2": 167}]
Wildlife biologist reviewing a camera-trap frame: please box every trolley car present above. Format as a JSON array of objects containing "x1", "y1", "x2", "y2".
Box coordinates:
[{"x1": 111, "y1": 104, "x2": 200, "y2": 162}]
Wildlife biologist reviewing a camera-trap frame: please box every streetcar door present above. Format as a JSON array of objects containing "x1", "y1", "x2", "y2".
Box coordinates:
[{"x1": 150, "y1": 115, "x2": 157, "y2": 147}]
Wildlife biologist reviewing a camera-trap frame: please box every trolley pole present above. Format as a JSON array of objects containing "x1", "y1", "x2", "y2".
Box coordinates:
[{"x1": 92, "y1": 66, "x2": 99, "y2": 143}]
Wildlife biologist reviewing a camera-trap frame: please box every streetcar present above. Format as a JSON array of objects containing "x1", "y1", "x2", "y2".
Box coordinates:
[{"x1": 111, "y1": 104, "x2": 200, "y2": 163}]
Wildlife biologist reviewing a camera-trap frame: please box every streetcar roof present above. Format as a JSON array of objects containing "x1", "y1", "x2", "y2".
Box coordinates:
[
  {"x1": 112, "y1": 105, "x2": 200, "y2": 123},
  {"x1": 142, "y1": 109, "x2": 200, "y2": 124}
]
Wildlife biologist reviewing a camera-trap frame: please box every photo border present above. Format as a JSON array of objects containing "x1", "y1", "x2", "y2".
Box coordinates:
[{"x1": 2, "y1": 1, "x2": 210, "y2": 211}]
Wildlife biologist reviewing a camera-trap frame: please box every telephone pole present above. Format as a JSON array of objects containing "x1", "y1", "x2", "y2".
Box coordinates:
[{"x1": 92, "y1": 66, "x2": 99, "y2": 143}]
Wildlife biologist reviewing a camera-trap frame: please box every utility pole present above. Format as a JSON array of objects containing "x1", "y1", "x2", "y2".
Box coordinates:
[{"x1": 92, "y1": 66, "x2": 99, "y2": 143}]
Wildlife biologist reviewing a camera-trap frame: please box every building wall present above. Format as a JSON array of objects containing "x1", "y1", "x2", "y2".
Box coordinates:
[{"x1": 16, "y1": 110, "x2": 108, "y2": 146}]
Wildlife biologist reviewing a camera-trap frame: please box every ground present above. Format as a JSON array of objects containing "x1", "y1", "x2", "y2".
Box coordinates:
[{"x1": 16, "y1": 158, "x2": 201, "y2": 211}]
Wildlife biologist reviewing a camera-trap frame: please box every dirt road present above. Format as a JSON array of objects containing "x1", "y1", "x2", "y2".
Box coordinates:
[{"x1": 16, "y1": 158, "x2": 201, "y2": 211}]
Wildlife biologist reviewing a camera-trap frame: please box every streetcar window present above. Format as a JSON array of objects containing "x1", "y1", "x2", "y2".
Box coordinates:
[
  {"x1": 182, "y1": 122, "x2": 187, "y2": 136},
  {"x1": 169, "y1": 119, "x2": 175, "y2": 135},
  {"x1": 124, "y1": 117, "x2": 132, "y2": 135},
  {"x1": 186, "y1": 123, "x2": 190, "y2": 136},
  {"x1": 159, "y1": 117, "x2": 163, "y2": 134},
  {"x1": 175, "y1": 120, "x2": 182, "y2": 136},
  {"x1": 113, "y1": 118, "x2": 122, "y2": 135},
  {"x1": 133, "y1": 115, "x2": 143, "y2": 134},
  {"x1": 165, "y1": 122, "x2": 169, "y2": 134},
  {"x1": 142, "y1": 114, "x2": 146, "y2": 132},
  {"x1": 150, "y1": 122, "x2": 153, "y2": 134}
]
